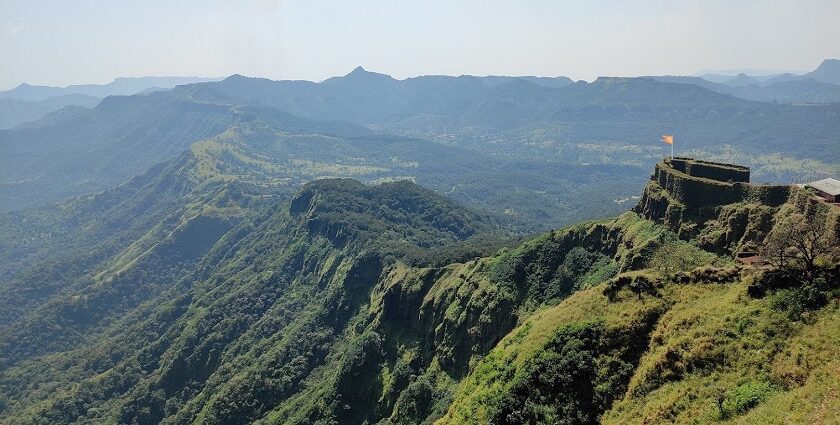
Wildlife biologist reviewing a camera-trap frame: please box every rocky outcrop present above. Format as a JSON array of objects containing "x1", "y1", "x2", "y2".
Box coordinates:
[{"x1": 636, "y1": 158, "x2": 839, "y2": 255}]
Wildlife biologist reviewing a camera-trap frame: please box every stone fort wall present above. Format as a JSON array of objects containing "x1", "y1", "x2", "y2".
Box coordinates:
[
  {"x1": 653, "y1": 158, "x2": 789, "y2": 208},
  {"x1": 665, "y1": 157, "x2": 750, "y2": 183}
]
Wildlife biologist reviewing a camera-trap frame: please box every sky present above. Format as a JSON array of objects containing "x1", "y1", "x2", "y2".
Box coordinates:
[{"x1": 1, "y1": 0, "x2": 839, "y2": 89}]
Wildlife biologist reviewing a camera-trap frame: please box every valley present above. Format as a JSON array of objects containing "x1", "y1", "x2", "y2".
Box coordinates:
[
  {"x1": 1, "y1": 58, "x2": 839, "y2": 424},
  {"x1": 1, "y1": 152, "x2": 837, "y2": 424}
]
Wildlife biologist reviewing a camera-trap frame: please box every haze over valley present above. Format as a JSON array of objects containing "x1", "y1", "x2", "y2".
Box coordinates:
[{"x1": 1, "y1": 1, "x2": 839, "y2": 424}]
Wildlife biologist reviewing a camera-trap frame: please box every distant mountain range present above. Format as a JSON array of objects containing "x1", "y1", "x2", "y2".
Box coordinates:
[
  {"x1": 0, "y1": 77, "x2": 221, "y2": 128},
  {"x1": 3, "y1": 64, "x2": 839, "y2": 216},
  {"x1": 0, "y1": 94, "x2": 101, "y2": 129},
  {"x1": 658, "y1": 59, "x2": 840, "y2": 103},
  {"x1": 650, "y1": 74, "x2": 840, "y2": 104},
  {"x1": 178, "y1": 69, "x2": 840, "y2": 160},
  {"x1": 0, "y1": 76, "x2": 222, "y2": 101},
  {"x1": 699, "y1": 59, "x2": 840, "y2": 85},
  {"x1": 2, "y1": 60, "x2": 838, "y2": 129}
]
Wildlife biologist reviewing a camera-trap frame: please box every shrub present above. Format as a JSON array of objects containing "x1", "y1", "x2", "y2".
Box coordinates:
[
  {"x1": 719, "y1": 380, "x2": 773, "y2": 419},
  {"x1": 603, "y1": 273, "x2": 660, "y2": 301}
]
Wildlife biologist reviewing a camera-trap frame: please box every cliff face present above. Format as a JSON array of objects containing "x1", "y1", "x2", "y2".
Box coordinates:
[
  {"x1": 441, "y1": 159, "x2": 840, "y2": 425},
  {"x1": 273, "y1": 212, "x2": 682, "y2": 424},
  {"x1": 4, "y1": 160, "x2": 839, "y2": 425}
]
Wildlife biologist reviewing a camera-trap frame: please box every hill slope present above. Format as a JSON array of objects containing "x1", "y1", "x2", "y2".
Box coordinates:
[
  {"x1": 441, "y1": 160, "x2": 840, "y2": 424},
  {"x1": 0, "y1": 177, "x2": 507, "y2": 424},
  {"x1": 806, "y1": 59, "x2": 840, "y2": 85},
  {"x1": 4, "y1": 68, "x2": 840, "y2": 215},
  {"x1": 0, "y1": 94, "x2": 101, "y2": 129},
  {"x1": 0, "y1": 91, "x2": 237, "y2": 211},
  {"x1": 2, "y1": 159, "x2": 838, "y2": 424},
  {"x1": 0, "y1": 77, "x2": 221, "y2": 101},
  {"x1": 179, "y1": 72, "x2": 840, "y2": 163}
]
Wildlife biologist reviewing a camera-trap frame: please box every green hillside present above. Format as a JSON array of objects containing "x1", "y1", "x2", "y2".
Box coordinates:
[
  {"x1": 181, "y1": 72, "x2": 840, "y2": 164},
  {"x1": 441, "y1": 160, "x2": 840, "y2": 424},
  {"x1": 1, "y1": 158, "x2": 837, "y2": 424},
  {"x1": 0, "y1": 96, "x2": 644, "y2": 230},
  {"x1": 0, "y1": 151, "x2": 279, "y2": 363},
  {"x1": 4, "y1": 5, "x2": 840, "y2": 425},
  {"x1": 4, "y1": 69, "x2": 840, "y2": 215},
  {"x1": 0, "y1": 177, "x2": 507, "y2": 424},
  {"x1": 0, "y1": 113, "x2": 638, "y2": 373},
  {"x1": 0, "y1": 92, "x2": 237, "y2": 211}
]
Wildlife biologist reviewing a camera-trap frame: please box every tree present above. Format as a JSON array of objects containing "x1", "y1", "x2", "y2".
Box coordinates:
[{"x1": 761, "y1": 213, "x2": 840, "y2": 280}]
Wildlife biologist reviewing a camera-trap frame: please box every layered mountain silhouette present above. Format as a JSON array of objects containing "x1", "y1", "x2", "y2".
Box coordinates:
[
  {"x1": 1, "y1": 56, "x2": 840, "y2": 424},
  {"x1": 0, "y1": 76, "x2": 221, "y2": 101},
  {"x1": 0, "y1": 94, "x2": 101, "y2": 129},
  {"x1": 0, "y1": 76, "x2": 222, "y2": 129},
  {"x1": 3, "y1": 66, "x2": 840, "y2": 216},
  {"x1": 657, "y1": 59, "x2": 840, "y2": 103},
  {"x1": 806, "y1": 58, "x2": 840, "y2": 85}
]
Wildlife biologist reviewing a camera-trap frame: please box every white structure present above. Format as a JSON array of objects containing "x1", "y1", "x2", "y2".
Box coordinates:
[{"x1": 806, "y1": 178, "x2": 840, "y2": 203}]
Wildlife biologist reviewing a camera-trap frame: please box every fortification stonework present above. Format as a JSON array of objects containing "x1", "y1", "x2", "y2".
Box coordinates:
[
  {"x1": 651, "y1": 159, "x2": 788, "y2": 209},
  {"x1": 634, "y1": 157, "x2": 837, "y2": 254},
  {"x1": 666, "y1": 157, "x2": 750, "y2": 183}
]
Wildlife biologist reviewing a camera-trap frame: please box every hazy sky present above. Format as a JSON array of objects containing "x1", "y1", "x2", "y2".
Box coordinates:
[{"x1": 2, "y1": 0, "x2": 839, "y2": 89}]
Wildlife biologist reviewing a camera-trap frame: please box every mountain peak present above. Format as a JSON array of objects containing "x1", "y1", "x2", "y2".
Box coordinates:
[
  {"x1": 218, "y1": 74, "x2": 273, "y2": 86},
  {"x1": 288, "y1": 178, "x2": 496, "y2": 249},
  {"x1": 726, "y1": 73, "x2": 758, "y2": 86},
  {"x1": 342, "y1": 66, "x2": 393, "y2": 80},
  {"x1": 806, "y1": 59, "x2": 840, "y2": 85},
  {"x1": 322, "y1": 66, "x2": 396, "y2": 86}
]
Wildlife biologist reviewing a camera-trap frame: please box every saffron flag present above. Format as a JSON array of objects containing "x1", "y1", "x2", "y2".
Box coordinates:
[{"x1": 661, "y1": 134, "x2": 674, "y2": 145}]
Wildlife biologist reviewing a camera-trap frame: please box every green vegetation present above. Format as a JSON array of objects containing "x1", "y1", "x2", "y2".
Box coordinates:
[
  {"x1": 2, "y1": 54, "x2": 840, "y2": 425},
  {"x1": 0, "y1": 176, "x2": 508, "y2": 424},
  {"x1": 439, "y1": 160, "x2": 840, "y2": 425},
  {"x1": 2, "y1": 106, "x2": 840, "y2": 425},
  {"x1": 0, "y1": 166, "x2": 691, "y2": 424},
  {"x1": 6, "y1": 69, "x2": 840, "y2": 218}
]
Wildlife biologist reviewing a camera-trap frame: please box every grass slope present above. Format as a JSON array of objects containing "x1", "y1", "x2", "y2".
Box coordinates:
[{"x1": 2, "y1": 157, "x2": 838, "y2": 425}]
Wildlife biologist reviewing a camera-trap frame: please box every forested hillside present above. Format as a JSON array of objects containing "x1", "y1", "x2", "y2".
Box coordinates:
[
  {"x1": 1, "y1": 159, "x2": 837, "y2": 424},
  {"x1": 0, "y1": 177, "x2": 508, "y2": 423},
  {"x1": 180, "y1": 71, "x2": 840, "y2": 162},
  {"x1": 0, "y1": 92, "x2": 237, "y2": 211},
  {"x1": 0, "y1": 94, "x2": 102, "y2": 129},
  {"x1": 3, "y1": 2, "x2": 839, "y2": 423},
  {"x1": 3, "y1": 68, "x2": 840, "y2": 214},
  {"x1": 0, "y1": 103, "x2": 645, "y2": 229}
]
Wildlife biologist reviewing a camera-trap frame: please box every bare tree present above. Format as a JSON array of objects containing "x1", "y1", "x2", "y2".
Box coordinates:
[{"x1": 761, "y1": 213, "x2": 840, "y2": 279}]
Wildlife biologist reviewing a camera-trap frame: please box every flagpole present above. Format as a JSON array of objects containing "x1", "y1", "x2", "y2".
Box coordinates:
[{"x1": 661, "y1": 134, "x2": 674, "y2": 160}]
